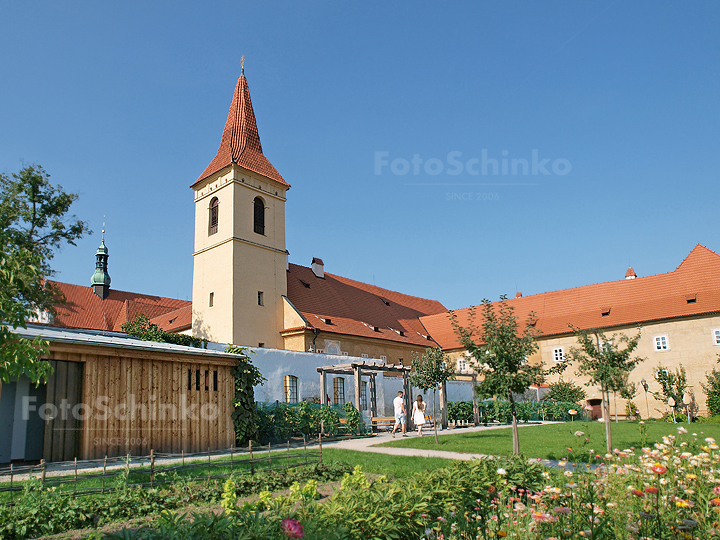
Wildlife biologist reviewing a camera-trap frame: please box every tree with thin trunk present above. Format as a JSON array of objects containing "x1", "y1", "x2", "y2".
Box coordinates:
[
  {"x1": 568, "y1": 326, "x2": 644, "y2": 453},
  {"x1": 0, "y1": 165, "x2": 89, "y2": 385},
  {"x1": 409, "y1": 347, "x2": 455, "y2": 444},
  {"x1": 451, "y1": 296, "x2": 563, "y2": 455}
]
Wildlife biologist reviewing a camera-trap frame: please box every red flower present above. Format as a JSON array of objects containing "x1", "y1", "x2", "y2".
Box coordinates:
[
  {"x1": 631, "y1": 489, "x2": 645, "y2": 498},
  {"x1": 712, "y1": 498, "x2": 720, "y2": 507},
  {"x1": 651, "y1": 464, "x2": 668, "y2": 475},
  {"x1": 488, "y1": 485, "x2": 497, "y2": 494},
  {"x1": 281, "y1": 518, "x2": 304, "y2": 539},
  {"x1": 645, "y1": 486, "x2": 659, "y2": 494}
]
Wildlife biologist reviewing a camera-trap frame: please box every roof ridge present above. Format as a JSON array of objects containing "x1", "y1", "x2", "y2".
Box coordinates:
[
  {"x1": 287, "y1": 263, "x2": 446, "y2": 310},
  {"x1": 675, "y1": 243, "x2": 720, "y2": 271}
]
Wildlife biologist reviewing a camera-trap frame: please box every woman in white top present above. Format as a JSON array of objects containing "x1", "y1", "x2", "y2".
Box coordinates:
[{"x1": 412, "y1": 395, "x2": 426, "y2": 436}]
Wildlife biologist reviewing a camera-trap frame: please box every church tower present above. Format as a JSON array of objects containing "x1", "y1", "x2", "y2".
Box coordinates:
[{"x1": 191, "y1": 65, "x2": 290, "y2": 348}]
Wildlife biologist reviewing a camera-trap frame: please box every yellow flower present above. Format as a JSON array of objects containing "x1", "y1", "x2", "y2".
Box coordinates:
[
  {"x1": 676, "y1": 500, "x2": 689, "y2": 508},
  {"x1": 686, "y1": 474, "x2": 697, "y2": 480}
]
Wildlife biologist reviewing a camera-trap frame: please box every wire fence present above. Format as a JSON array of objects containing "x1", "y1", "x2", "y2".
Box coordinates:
[{"x1": 0, "y1": 435, "x2": 323, "y2": 507}]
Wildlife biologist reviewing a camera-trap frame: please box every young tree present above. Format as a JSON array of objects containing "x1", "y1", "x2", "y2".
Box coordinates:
[
  {"x1": 408, "y1": 347, "x2": 456, "y2": 444},
  {"x1": 702, "y1": 368, "x2": 720, "y2": 417},
  {"x1": 451, "y1": 296, "x2": 563, "y2": 455},
  {"x1": 0, "y1": 165, "x2": 89, "y2": 384},
  {"x1": 569, "y1": 327, "x2": 644, "y2": 453},
  {"x1": 652, "y1": 364, "x2": 688, "y2": 416}
]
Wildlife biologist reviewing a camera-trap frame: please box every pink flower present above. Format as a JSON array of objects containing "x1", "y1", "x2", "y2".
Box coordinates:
[
  {"x1": 631, "y1": 489, "x2": 645, "y2": 498},
  {"x1": 281, "y1": 518, "x2": 304, "y2": 539},
  {"x1": 645, "y1": 486, "x2": 658, "y2": 495},
  {"x1": 651, "y1": 464, "x2": 668, "y2": 475}
]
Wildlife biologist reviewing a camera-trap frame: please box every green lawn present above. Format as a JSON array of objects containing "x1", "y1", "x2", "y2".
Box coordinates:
[
  {"x1": 321, "y1": 449, "x2": 453, "y2": 477},
  {"x1": 376, "y1": 421, "x2": 720, "y2": 460}
]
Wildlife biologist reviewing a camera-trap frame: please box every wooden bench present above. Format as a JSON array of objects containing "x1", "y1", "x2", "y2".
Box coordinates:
[{"x1": 370, "y1": 416, "x2": 395, "y2": 432}]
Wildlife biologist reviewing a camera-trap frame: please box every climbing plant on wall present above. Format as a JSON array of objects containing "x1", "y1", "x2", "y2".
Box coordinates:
[{"x1": 226, "y1": 345, "x2": 266, "y2": 444}]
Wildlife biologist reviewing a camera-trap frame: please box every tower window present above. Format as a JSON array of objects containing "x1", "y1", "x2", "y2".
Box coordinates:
[
  {"x1": 258, "y1": 291, "x2": 264, "y2": 306},
  {"x1": 209, "y1": 292, "x2": 214, "y2": 307},
  {"x1": 208, "y1": 197, "x2": 219, "y2": 235},
  {"x1": 654, "y1": 335, "x2": 669, "y2": 351},
  {"x1": 553, "y1": 347, "x2": 564, "y2": 362},
  {"x1": 253, "y1": 197, "x2": 265, "y2": 235}
]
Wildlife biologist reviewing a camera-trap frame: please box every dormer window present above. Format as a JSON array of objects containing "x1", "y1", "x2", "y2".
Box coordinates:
[
  {"x1": 686, "y1": 294, "x2": 697, "y2": 304},
  {"x1": 208, "y1": 197, "x2": 219, "y2": 235},
  {"x1": 601, "y1": 307, "x2": 611, "y2": 317},
  {"x1": 253, "y1": 197, "x2": 265, "y2": 235}
]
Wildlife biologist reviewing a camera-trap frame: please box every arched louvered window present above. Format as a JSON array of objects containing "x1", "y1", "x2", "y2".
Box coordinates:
[
  {"x1": 208, "y1": 197, "x2": 219, "y2": 235},
  {"x1": 253, "y1": 197, "x2": 265, "y2": 235},
  {"x1": 284, "y1": 375, "x2": 298, "y2": 403}
]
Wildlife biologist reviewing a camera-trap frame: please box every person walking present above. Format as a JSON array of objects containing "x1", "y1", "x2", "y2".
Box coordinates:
[
  {"x1": 391, "y1": 391, "x2": 407, "y2": 437},
  {"x1": 412, "y1": 395, "x2": 426, "y2": 436}
]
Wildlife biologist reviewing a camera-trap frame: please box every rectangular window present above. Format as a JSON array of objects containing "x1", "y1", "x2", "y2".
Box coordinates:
[
  {"x1": 258, "y1": 342, "x2": 264, "y2": 348},
  {"x1": 213, "y1": 370, "x2": 218, "y2": 392},
  {"x1": 361, "y1": 353, "x2": 369, "y2": 358},
  {"x1": 333, "y1": 377, "x2": 345, "y2": 405},
  {"x1": 713, "y1": 330, "x2": 720, "y2": 346},
  {"x1": 380, "y1": 355, "x2": 387, "y2": 362},
  {"x1": 205, "y1": 370, "x2": 210, "y2": 391},
  {"x1": 284, "y1": 375, "x2": 298, "y2": 403},
  {"x1": 458, "y1": 358, "x2": 467, "y2": 372},
  {"x1": 209, "y1": 292, "x2": 214, "y2": 307},
  {"x1": 257, "y1": 291, "x2": 264, "y2": 306},
  {"x1": 654, "y1": 335, "x2": 669, "y2": 351},
  {"x1": 553, "y1": 347, "x2": 564, "y2": 362},
  {"x1": 360, "y1": 381, "x2": 367, "y2": 410}
]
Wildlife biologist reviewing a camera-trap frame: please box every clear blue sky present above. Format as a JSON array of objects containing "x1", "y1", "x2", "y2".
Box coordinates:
[{"x1": 2, "y1": 2, "x2": 719, "y2": 310}]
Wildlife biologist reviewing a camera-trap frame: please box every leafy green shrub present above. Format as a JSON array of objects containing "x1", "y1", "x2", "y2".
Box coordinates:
[
  {"x1": 702, "y1": 368, "x2": 720, "y2": 416},
  {"x1": 255, "y1": 402, "x2": 342, "y2": 442},
  {"x1": 544, "y1": 378, "x2": 587, "y2": 403},
  {"x1": 448, "y1": 400, "x2": 474, "y2": 422},
  {"x1": 341, "y1": 402, "x2": 361, "y2": 434}
]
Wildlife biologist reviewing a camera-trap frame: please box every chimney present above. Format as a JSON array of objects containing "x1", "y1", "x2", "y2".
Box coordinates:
[
  {"x1": 311, "y1": 257, "x2": 324, "y2": 279},
  {"x1": 625, "y1": 267, "x2": 637, "y2": 280},
  {"x1": 516, "y1": 292, "x2": 522, "y2": 298}
]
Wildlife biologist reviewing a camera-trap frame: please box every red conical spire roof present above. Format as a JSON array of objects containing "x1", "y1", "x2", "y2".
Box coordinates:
[{"x1": 194, "y1": 73, "x2": 288, "y2": 187}]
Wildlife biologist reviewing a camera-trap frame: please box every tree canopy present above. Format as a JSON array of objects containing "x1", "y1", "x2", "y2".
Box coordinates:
[
  {"x1": 451, "y1": 296, "x2": 563, "y2": 454},
  {"x1": 0, "y1": 165, "x2": 89, "y2": 383}
]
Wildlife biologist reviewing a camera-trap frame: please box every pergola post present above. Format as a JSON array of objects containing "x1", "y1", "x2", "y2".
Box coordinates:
[
  {"x1": 472, "y1": 374, "x2": 479, "y2": 426},
  {"x1": 440, "y1": 381, "x2": 448, "y2": 430},
  {"x1": 354, "y1": 365, "x2": 362, "y2": 429},
  {"x1": 369, "y1": 374, "x2": 377, "y2": 418},
  {"x1": 320, "y1": 370, "x2": 327, "y2": 406},
  {"x1": 403, "y1": 370, "x2": 413, "y2": 430}
]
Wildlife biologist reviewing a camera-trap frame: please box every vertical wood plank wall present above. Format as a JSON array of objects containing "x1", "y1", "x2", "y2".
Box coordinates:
[
  {"x1": 42, "y1": 360, "x2": 84, "y2": 463},
  {"x1": 45, "y1": 347, "x2": 236, "y2": 461},
  {"x1": 81, "y1": 356, "x2": 235, "y2": 459}
]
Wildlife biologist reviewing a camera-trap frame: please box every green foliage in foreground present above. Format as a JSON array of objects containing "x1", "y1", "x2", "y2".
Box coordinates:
[
  {"x1": 0, "y1": 462, "x2": 350, "y2": 540},
  {"x1": 378, "y1": 420, "x2": 720, "y2": 461},
  {"x1": 106, "y1": 455, "x2": 546, "y2": 540},
  {"x1": 105, "y1": 428, "x2": 720, "y2": 539}
]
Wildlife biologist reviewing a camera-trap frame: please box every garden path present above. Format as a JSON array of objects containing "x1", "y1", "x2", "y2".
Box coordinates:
[{"x1": 322, "y1": 423, "x2": 556, "y2": 464}]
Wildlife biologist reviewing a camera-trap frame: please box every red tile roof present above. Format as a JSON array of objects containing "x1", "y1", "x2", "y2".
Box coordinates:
[
  {"x1": 286, "y1": 263, "x2": 447, "y2": 347},
  {"x1": 49, "y1": 281, "x2": 190, "y2": 333},
  {"x1": 193, "y1": 74, "x2": 288, "y2": 188},
  {"x1": 150, "y1": 305, "x2": 192, "y2": 333},
  {"x1": 421, "y1": 245, "x2": 720, "y2": 350}
]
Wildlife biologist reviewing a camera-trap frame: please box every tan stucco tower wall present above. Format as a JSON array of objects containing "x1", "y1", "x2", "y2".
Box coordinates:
[{"x1": 192, "y1": 165, "x2": 288, "y2": 348}]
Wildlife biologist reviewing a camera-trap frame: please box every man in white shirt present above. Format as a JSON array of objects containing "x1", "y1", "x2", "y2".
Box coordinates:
[{"x1": 392, "y1": 391, "x2": 407, "y2": 437}]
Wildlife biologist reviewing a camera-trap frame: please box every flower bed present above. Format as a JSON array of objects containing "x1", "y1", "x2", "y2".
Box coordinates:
[{"x1": 105, "y1": 427, "x2": 720, "y2": 539}]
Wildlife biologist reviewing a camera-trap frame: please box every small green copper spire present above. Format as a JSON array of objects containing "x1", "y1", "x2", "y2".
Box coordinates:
[{"x1": 91, "y1": 224, "x2": 111, "y2": 299}]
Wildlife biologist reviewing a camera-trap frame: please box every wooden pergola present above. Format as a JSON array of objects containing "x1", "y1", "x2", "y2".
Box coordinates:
[
  {"x1": 317, "y1": 362, "x2": 482, "y2": 429},
  {"x1": 317, "y1": 361, "x2": 413, "y2": 422}
]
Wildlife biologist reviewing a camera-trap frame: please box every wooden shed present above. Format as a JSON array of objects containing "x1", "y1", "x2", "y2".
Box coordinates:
[{"x1": 0, "y1": 325, "x2": 239, "y2": 463}]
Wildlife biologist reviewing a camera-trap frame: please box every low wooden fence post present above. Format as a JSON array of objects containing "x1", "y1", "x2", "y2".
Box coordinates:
[
  {"x1": 286, "y1": 440, "x2": 291, "y2": 469},
  {"x1": 9, "y1": 464, "x2": 13, "y2": 505},
  {"x1": 303, "y1": 435, "x2": 308, "y2": 465},
  {"x1": 40, "y1": 459, "x2": 46, "y2": 486},
  {"x1": 74, "y1": 458, "x2": 78, "y2": 496},
  {"x1": 125, "y1": 454, "x2": 130, "y2": 489},
  {"x1": 230, "y1": 446, "x2": 234, "y2": 474},
  {"x1": 102, "y1": 456, "x2": 107, "y2": 494},
  {"x1": 150, "y1": 449, "x2": 155, "y2": 488},
  {"x1": 268, "y1": 442, "x2": 272, "y2": 470},
  {"x1": 207, "y1": 447, "x2": 211, "y2": 482},
  {"x1": 249, "y1": 441, "x2": 255, "y2": 475},
  {"x1": 318, "y1": 429, "x2": 323, "y2": 463}
]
